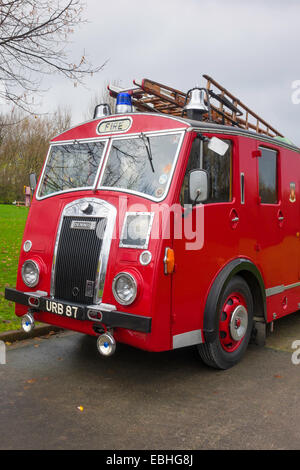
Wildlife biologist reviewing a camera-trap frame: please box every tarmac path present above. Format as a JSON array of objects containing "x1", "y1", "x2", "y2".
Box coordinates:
[{"x1": 1, "y1": 312, "x2": 300, "y2": 450}]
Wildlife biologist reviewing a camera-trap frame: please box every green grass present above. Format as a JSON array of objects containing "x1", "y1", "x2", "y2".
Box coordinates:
[{"x1": 0, "y1": 204, "x2": 29, "y2": 332}]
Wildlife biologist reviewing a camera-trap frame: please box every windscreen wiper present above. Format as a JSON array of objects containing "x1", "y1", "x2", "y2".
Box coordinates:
[{"x1": 140, "y1": 133, "x2": 155, "y2": 173}]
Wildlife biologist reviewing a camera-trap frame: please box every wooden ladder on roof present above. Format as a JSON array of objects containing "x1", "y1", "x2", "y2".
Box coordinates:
[{"x1": 108, "y1": 76, "x2": 284, "y2": 138}]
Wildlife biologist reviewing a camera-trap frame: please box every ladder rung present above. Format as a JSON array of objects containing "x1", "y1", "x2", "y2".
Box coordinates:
[{"x1": 107, "y1": 77, "x2": 284, "y2": 139}]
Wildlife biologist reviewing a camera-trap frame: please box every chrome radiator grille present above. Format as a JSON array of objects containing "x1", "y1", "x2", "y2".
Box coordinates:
[{"x1": 54, "y1": 216, "x2": 106, "y2": 304}]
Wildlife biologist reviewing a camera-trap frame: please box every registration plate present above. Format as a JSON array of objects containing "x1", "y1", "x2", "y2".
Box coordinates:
[{"x1": 44, "y1": 299, "x2": 85, "y2": 320}]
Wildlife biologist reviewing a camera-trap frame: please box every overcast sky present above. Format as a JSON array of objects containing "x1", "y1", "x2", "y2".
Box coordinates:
[{"x1": 40, "y1": 0, "x2": 300, "y2": 145}]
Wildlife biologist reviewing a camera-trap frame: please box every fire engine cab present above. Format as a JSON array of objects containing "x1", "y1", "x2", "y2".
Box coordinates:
[{"x1": 5, "y1": 76, "x2": 300, "y2": 369}]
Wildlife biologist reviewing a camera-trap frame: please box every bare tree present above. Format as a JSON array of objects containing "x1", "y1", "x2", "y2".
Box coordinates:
[
  {"x1": 0, "y1": 107, "x2": 71, "y2": 202},
  {"x1": 0, "y1": 0, "x2": 106, "y2": 114}
]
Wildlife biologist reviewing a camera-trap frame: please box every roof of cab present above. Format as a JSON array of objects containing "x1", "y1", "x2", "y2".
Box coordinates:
[{"x1": 51, "y1": 112, "x2": 300, "y2": 154}]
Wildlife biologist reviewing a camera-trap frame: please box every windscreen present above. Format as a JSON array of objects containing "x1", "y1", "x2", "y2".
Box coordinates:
[
  {"x1": 99, "y1": 133, "x2": 182, "y2": 199},
  {"x1": 38, "y1": 141, "x2": 106, "y2": 197}
]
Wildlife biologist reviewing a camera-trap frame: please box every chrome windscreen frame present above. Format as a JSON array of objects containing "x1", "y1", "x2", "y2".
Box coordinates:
[
  {"x1": 35, "y1": 138, "x2": 109, "y2": 201},
  {"x1": 35, "y1": 129, "x2": 186, "y2": 203},
  {"x1": 50, "y1": 197, "x2": 117, "y2": 304},
  {"x1": 96, "y1": 130, "x2": 185, "y2": 203}
]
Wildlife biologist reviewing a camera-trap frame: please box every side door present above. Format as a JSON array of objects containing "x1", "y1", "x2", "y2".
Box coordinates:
[
  {"x1": 299, "y1": 184, "x2": 300, "y2": 280},
  {"x1": 171, "y1": 135, "x2": 239, "y2": 348},
  {"x1": 280, "y1": 158, "x2": 299, "y2": 286},
  {"x1": 255, "y1": 145, "x2": 284, "y2": 292}
]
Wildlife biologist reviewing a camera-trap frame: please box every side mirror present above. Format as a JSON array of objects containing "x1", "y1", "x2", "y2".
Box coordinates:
[
  {"x1": 208, "y1": 137, "x2": 229, "y2": 156},
  {"x1": 29, "y1": 173, "x2": 37, "y2": 193},
  {"x1": 189, "y1": 169, "x2": 209, "y2": 203}
]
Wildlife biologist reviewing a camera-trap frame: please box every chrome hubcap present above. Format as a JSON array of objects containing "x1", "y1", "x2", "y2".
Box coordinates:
[{"x1": 229, "y1": 305, "x2": 248, "y2": 341}]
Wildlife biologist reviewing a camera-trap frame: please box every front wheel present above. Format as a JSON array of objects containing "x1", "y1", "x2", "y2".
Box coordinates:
[{"x1": 197, "y1": 276, "x2": 253, "y2": 370}]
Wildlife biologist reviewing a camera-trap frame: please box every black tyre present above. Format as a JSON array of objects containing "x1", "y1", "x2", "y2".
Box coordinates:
[{"x1": 197, "y1": 275, "x2": 253, "y2": 370}]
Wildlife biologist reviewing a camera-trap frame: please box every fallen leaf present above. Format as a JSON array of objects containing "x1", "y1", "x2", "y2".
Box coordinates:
[{"x1": 26, "y1": 379, "x2": 36, "y2": 384}]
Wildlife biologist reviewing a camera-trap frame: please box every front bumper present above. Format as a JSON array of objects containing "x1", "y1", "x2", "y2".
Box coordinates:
[{"x1": 5, "y1": 287, "x2": 152, "y2": 334}]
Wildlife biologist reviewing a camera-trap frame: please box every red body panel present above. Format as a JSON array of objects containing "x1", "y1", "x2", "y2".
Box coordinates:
[{"x1": 14, "y1": 113, "x2": 300, "y2": 352}]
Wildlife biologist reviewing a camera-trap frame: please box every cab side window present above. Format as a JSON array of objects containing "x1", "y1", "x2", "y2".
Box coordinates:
[
  {"x1": 180, "y1": 138, "x2": 200, "y2": 206},
  {"x1": 258, "y1": 147, "x2": 278, "y2": 204},
  {"x1": 180, "y1": 137, "x2": 233, "y2": 206}
]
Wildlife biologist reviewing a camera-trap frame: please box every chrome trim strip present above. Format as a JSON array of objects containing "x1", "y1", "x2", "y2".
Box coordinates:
[
  {"x1": 266, "y1": 285, "x2": 284, "y2": 297},
  {"x1": 50, "y1": 197, "x2": 117, "y2": 304},
  {"x1": 163, "y1": 247, "x2": 171, "y2": 275},
  {"x1": 88, "y1": 303, "x2": 117, "y2": 312},
  {"x1": 173, "y1": 329, "x2": 203, "y2": 349},
  {"x1": 24, "y1": 290, "x2": 48, "y2": 297},
  {"x1": 266, "y1": 282, "x2": 300, "y2": 297},
  {"x1": 240, "y1": 172, "x2": 245, "y2": 204},
  {"x1": 49, "y1": 128, "x2": 188, "y2": 145},
  {"x1": 285, "y1": 282, "x2": 300, "y2": 291},
  {"x1": 190, "y1": 126, "x2": 300, "y2": 154}
]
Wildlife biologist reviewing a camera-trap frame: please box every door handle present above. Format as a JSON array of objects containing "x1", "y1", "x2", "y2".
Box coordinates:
[
  {"x1": 277, "y1": 210, "x2": 284, "y2": 225},
  {"x1": 229, "y1": 209, "x2": 239, "y2": 228}
]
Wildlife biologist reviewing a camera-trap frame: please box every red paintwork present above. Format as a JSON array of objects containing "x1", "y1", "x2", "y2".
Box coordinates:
[{"x1": 14, "y1": 112, "x2": 300, "y2": 352}]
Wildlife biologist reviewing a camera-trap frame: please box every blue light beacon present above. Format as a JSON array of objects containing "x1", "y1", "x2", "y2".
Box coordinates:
[{"x1": 116, "y1": 92, "x2": 133, "y2": 114}]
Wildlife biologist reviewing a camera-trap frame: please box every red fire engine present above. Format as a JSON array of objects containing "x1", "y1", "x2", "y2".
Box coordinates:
[{"x1": 5, "y1": 76, "x2": 300, "y2": 369}]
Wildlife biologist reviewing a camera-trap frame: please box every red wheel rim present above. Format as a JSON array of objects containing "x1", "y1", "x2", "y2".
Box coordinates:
[{"x1": 219, "y1": 292, "x2": 248, "y2": 352}]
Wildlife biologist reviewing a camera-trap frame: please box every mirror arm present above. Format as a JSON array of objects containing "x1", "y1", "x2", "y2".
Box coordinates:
[
  {"x1": 192, "y1": 190, "x2": 201, "y2": 207},
  {"x1": 196, "y1": 132, "x2": 209, "y2": 143},
  {"x1": 182, "y1": 190, "x2": 202, "y2": 218}
]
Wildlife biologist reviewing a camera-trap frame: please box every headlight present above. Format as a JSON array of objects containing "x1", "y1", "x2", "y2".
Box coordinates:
[
  {"x1": 120, "y1": 212, "x2": 154, "y2": 249},
  {"x1": 112, "y1": 272, "x2": 137, "y2": 305},
  {"x1": 21, "y1": 260, "x2": 40, "y2": 287}
]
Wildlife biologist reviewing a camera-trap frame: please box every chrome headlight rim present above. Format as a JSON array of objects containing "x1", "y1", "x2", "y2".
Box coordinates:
[
  {"x1": 139, "y1": 250, "x2": 152, "y2": 266},
  {"x1": 112, "y1": 272, "x2": 138, "y2": 306},
  {"x1": 21, "y1": 260, "x2": 40, "y2": 288},
  {"x1": 23, "y1": 240, "x2": 32, "y2": 253}
]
